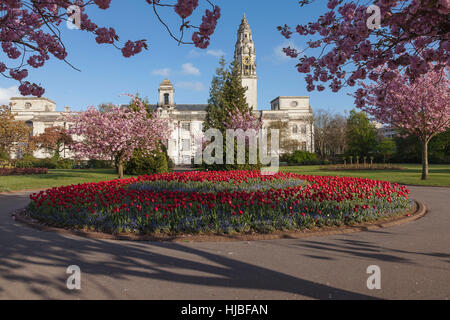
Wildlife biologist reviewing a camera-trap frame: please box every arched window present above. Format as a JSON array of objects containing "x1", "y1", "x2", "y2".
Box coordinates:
[
  {"x1": 25, "y1": 121, "x2": 33, "y2": 136},
  {"x1": 292, "y1": 125, "x2": 298, "y2": 134},
  {"x1": 164, "y1": 93, "x2": 170, "y2": 105}
]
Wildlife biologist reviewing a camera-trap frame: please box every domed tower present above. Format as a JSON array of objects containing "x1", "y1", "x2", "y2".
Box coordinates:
[{"x1": 234, "y1": 14, "x2": 258, "y2": 110}]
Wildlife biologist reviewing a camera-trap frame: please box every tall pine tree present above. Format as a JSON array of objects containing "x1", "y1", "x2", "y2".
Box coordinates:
[
  {"x1": 204, "y1": 59, "x2": 260, "y2": 170},
  {"x1": 204, "y1": 56, "x2": 228, "y2": 132}
]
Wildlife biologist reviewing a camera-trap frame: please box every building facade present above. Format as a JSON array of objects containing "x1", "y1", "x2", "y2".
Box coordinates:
[{"x1": 10, "y1": 15, "x2": 314, "y2": 165}]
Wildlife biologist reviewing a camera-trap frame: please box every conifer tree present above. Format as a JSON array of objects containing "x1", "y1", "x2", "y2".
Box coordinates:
[
  {"x1": 204, "y1": 60, "x2": 261, "y2": 170},
  {"x1": 204, "y1": 56, "x2": 228, "y2": 132}
]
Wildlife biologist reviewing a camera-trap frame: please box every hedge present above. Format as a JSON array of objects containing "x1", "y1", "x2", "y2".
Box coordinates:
[{"x1": 0, "y1": 168, "x2": 48, "y2": 176}]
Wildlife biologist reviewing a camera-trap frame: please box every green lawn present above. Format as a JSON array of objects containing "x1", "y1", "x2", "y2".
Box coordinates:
[
  {"x1": 0, "y1": 164, "x2": 449, "y2": 192},
  {"x1": 0, "y1": 169, "x2": 133, "y2": 192},
  {"x1": 282, "y1": 164, "x2": 450, "y2": 187}
]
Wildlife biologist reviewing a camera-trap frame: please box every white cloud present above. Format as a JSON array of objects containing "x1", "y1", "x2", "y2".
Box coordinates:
[
  {"x1": 181, "y1": 63, "x2": 201, "y2": 76},
  {"x1": 187, "y1": 49, "x2": 202, "y2": 58},
  {"x1": 152, "y1": 68, "x2": 171, "y2": 77},
  {"x1": 176, "y1": 81, "x2": 205, "y2": 91},
  {"x1": 206, "y1": 49, "x2": 226, "y2": 58},
  {"x1": 266, "y1": 40, "x2": 302, "y2": 64},
  {"x1": 0, "y1": 86, "x2": 19, "y2": 105},
  {"x1": 188, "y1": 49, "x2": 226, "y2": 59}
]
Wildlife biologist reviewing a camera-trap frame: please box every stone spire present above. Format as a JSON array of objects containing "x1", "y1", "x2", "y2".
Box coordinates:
[
  {"x1": 239, "y1": 13, "x2": 251, "y2": 33},
  {"x1": 234, "y1": 14, "x2": 256, "y2": 77},
  {"x1": 234, "y1": 14, "x2": 258, "y2": 110}
]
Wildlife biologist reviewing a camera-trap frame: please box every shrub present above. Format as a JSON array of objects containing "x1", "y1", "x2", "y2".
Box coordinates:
[
  {"x1": 0, "y1": 168, "x2": 48, "y2": 176},
  {"x1": 320, "y1": 164, "x2": 404, "y2": 171},
  {"x1": 33, "y1": 158, "x2": 58, "y2": 169},
  {"x1": 15, "y1": 155, "x2": 37, "y2": 168},
  {"x1": 124, "y1": 146, "x2": 171, "y2": 175},
  {"x1": 288, "y1": 151, "x2": 319, "y2": 165},
  {"x1": 57, "y1": 158, "x2": 75, "y2": 169},
  {"x1": 15, "y1": 156, "x2": 75, "y2": 169},
  {"x1": 167, "y1": 156, "x2": 175, "y2": 171},
  {"x1": 88, "y1": 159, "x2": 113, "y2": 169},
  {"x1": 0, "y1": 151, "x2": 10, "y2": 161},
  {"x1": 0, "y1": 151, "x2": 11, "y2": 168}
]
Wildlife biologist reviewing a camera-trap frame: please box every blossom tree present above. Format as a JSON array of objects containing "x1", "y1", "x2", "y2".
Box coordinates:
[
  {"x1": 278, "y1": 0, "x2": 449, "y2": 98},
  {"x1": 359, "y1": 67, "x2": 449, "y2": 180},
  {"x1": 66, "y1": 96, "x2": 171, "y2": 179},
  {"x1": 0, "y1": 0, "x2": 220, "y2": 97},
  {"x1": 226, "y1": 108, "x2": 262, "y2": 132},
  {"x1": 31, "y1": 126, "x2": 73, "y2": 158}
]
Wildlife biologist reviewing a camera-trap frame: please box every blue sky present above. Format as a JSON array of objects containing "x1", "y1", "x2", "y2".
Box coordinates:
[{"x1": 0, "y1": 0, "x2": 356, "y2": 114}]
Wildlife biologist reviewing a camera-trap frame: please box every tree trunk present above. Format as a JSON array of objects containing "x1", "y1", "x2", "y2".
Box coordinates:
[
  {"x1": 118, "y1": 161, "x2": 124, "y2": 179},
  {"x1": 421, "y1": 139, "x2": 429, "y2": 180}
]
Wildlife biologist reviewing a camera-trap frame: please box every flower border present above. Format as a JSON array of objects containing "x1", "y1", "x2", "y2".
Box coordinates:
[{"x1": 13, "y1": 201, "x2": 424, "y2": 243}]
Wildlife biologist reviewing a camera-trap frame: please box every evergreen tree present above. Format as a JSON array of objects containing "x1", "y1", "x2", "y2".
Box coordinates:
[
  {"x1": 204, "y1": 60, "x2": 260, "y2": 170},
  {"x1": 221, "y1": 61, "x2": 252, "y2": 116},
  {"x1": 345, "y1": 110, "x2": 378, "y2": 157},
  {"x1": 377, "y1": 138, "x2": 396, "y2": 163},
  {"x1": 204, "y1": 56, "x2": 228, "y2": 132}
]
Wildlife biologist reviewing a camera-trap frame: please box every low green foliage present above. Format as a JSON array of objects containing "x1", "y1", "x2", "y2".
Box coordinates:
[
  {"x1": 283, "y1": 164, "x2": 450, "y2": 186},
  {"x1": 124, "y1": 146, "x2": 171, "y2": 175},
  {"x1": 321, "y1": 164, "x2": 403, "y2": 171},
  {"x1": 87, "y1": 159, "x2": 113, "y2": 169},
  {"x1": 287, "y1": 150, "x2": 319, "y2": 165},
  {"x1": 14, "y1": 155, "x2": 74, "y2": 169}
]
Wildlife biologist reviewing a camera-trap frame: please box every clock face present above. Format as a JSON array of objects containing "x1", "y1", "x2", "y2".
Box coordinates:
[{"x1": 242, "y1": 56, "x2": 251, "y2": 66}]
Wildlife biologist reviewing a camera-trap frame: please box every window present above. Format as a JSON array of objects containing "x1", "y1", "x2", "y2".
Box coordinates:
[
  {"x1": 301, "y1": 142, "x2": 307, "y2": 151},
  {"x1": 292, "y1": 125, "x2": 298, "y2": 134},
  {"x1": 182, "y1": 139, "x2": 191, "y2": 151},
  {"x1": 25, "y1": 121, "x2": 33, "y2": 136},
  {"x1": 25, "y1": 102, "x2": 32, "y2": 109},
  {"x1": 301, "y1": 125, "x2": 307, "y2": 134},
  {"x1": 181, "y1": 123, "x2": 191, "y2": 132},
  {"x1": 164, "y1": 93, "x2": 170, "y2": 105}
]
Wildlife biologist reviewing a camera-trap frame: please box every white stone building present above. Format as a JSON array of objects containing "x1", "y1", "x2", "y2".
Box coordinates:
[
  {"x1": 9, "y1": 97, "x2": 73, "y2": 158},
  {"x1": 10, "y1": 15, "x2": 314, "y2": 165}
]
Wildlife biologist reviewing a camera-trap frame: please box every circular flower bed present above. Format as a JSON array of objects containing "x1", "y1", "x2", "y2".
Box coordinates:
[{"x1": 27, "y1": 171, "x2": 412, "y2": 236}]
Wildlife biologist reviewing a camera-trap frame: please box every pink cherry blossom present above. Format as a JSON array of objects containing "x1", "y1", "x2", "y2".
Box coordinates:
[
  {"x1": 358, "y1": 66, "x2": 449, "y2": 180},
  {"x1": 279, "y1": 0, "x2": 449, "y2": 96},
  {"x1": 0, "y1": 1, "x2": 220, "y2": 97},
  {"x1": 65, "y1": 95, "x2": 171, "y2": 178}
]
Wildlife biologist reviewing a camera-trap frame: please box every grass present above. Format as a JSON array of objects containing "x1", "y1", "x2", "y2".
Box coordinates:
[
  {"x1": 0, "y1": 164, "x2": 449, "y2": 192},
  {"x1": 282, "y1": 164, "x2": 450, "y2": 187},
  {"x1": 0, "y1": 169, "x2": 133, "y2": 192}
]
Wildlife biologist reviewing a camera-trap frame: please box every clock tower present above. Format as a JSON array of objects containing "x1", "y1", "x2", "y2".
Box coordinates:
[{"x1": 234, "y1": 14, "x2": 258, "y2": 110}]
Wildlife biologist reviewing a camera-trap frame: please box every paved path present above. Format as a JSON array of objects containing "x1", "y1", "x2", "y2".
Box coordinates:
[{"x1": 0, "y1": 186, "x2": 449, "y2": 300}]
